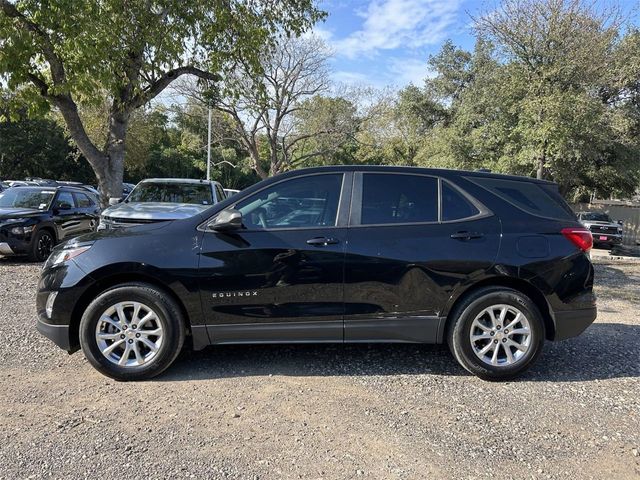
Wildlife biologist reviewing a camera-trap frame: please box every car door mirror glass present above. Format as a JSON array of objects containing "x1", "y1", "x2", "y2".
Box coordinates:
[
  {"x1": 209, "y1": 209, "x2": 243, "y2": 231},
  {"x1": 57, "y1": 202, "x2": 72, "y2": 210}
]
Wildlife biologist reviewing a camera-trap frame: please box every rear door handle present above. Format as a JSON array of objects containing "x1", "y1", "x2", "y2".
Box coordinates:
[
  {"x1": 306, "y1": 237, "x2": 339, "y2": 247},
  {"x1": 450, "y1": 231, "x2": 484, "y2": 241}
]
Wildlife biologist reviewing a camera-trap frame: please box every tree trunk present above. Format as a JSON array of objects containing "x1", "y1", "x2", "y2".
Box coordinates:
[
  {"x1": 536, "y1": 157, "x2": 545, "y2": 179},
  {"x1": 99, "y1": 110, "x2": 128, "y2": 205},
  {"x1": 536, "y1": 140, "x2": 548, "y2": 180},
  {"x1": 54, "y1": 96, "x2": 128, "y2": 207}
]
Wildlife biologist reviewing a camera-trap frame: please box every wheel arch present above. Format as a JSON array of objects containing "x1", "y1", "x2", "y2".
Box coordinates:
[
  {"x1": 37, "y1": 224, "x2": 57, "y2": 243},
  {"x1": 442, "y1": 277, "x2": 555, "y2": 341},
  {"x1": 68, "y1": 272, "x2": 194, "y2": 351}
]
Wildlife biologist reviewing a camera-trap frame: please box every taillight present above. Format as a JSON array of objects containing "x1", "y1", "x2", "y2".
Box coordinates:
[{"x1": 561, "y1": 227, "x2": 593, "y2": 252}]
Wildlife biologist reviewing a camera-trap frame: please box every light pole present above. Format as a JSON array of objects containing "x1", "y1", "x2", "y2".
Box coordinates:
[{"x1": 206, "y1": 107, "x2": 212, "y2": 181}]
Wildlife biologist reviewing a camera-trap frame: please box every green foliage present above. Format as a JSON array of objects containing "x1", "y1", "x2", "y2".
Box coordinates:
[
  {"x1": 0, "y1": 117, "x2": 95, "y2": 183},
  {"x1": 410, "y1": 1, "x2": 640, "y2": 200},
  {"x1": 0, "y1": 0, "x2": 324, "y2": 200}
]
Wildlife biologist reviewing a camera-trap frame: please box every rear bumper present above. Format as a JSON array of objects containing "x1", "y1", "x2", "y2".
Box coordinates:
[
  {"x1": 553, "y1": 307, "x2": 597, "y2": 341},
  {"x1": 36, "y1": 316, "x2": 74, "y2": 352}
]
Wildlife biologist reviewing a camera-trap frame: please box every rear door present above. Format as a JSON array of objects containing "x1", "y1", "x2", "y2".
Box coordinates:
[
  {"x1": 343, "y1": 172, "x2": 501, "y2": 342},
  {"x1": 73, "y1": 192, "x2": 100, "y2": 232}
]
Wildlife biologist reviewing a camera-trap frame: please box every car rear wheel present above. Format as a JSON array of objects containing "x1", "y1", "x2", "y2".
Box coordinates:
[
  {"x1": 29, "y1": 229, "x2": 54, "y2": 262},
  {"x1": 447, "y1": 287, "x2": 545, "y2": 381},
  {"x1": 79, "y1": 283, "x2": 185, "y2": 381}
]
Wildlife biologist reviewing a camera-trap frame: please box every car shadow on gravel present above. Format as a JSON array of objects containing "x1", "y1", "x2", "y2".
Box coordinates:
[
  {"x1": 161, "y1": 322, "x2": 639, "y2": 383},
  {"x1": 0, "y1": 256, "x2": 40, "y2": 265}
]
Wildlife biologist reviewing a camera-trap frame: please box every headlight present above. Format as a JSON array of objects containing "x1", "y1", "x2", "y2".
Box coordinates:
[
  {"x1": 48, "y1": 244, "x2": 92, "y2": 266},
  {"x1": 9, "y1": 225, "x2": 35, "y2": 235}
]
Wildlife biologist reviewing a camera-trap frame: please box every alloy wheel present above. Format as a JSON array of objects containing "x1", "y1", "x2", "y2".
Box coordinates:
[
  {"x1": 37, "y1": 233, "x2": 53, "y2": 260},
  {"x1": 469, "y1": 304, "x2": 532, "y2": 366},
  {"x1": 95, "y1": 301, "x2": 164, "y2": 367}
]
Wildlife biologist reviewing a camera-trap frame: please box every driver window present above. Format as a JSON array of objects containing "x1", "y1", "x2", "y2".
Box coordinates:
[{"x1": 236, "y1": 174, "x2": 343, "y2": 230}]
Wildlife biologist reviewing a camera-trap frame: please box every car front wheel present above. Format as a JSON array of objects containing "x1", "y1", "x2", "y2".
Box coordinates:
[
  {"x1": 447, "y1": 287, "x2": 545, "y2": 381},
  {"x1": 79, "y1": 283, "x2": 185, "y2": 381},
  {"x1": 29, "y1": 229, "x2": 55, "y2": 262}
]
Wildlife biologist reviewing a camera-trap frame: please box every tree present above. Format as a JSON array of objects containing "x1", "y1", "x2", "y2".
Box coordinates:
[
  {"x1": 212, "y1": 35, "x2": 340, "y2": 178},
  {"x1": 288, "y1": 95, "x2": 360, "y2": 168},
  {"x1": 0, "y1": 0, "x2": 324, "y2": 203},
  {"x1": 0, "y1": 88, "x2": 94, "y2": 182},
  {"x1": 474, "y1": 0, "x2": 621, "y2": 179}
]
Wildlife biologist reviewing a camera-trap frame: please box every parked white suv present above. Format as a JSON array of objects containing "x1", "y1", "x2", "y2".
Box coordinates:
[{"x1": 98, "y1": 178, "x2": 226, "y2": 230}]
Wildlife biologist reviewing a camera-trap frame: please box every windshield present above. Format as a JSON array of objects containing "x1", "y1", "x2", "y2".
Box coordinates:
[
  {"x1": 127, "y1": 182, "x2": 213, "y2": 205},
  {"x1": 580, "y1": 212, "x2": 612, "y2": 222},
  {"x1": 0, "y1": 189, "x2": 55, "y2": 210}
]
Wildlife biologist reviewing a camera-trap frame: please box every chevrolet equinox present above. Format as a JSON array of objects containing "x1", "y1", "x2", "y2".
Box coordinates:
[{"x1": 36, "y1": 166, "x2": 596, "y2": 381}]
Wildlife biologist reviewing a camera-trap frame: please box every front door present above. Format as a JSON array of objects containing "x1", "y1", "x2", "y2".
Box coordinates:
[
  {"x1": 344, "y1": 172, "x2": 501, "y2": 343},
  {"x1": 199, "y1": 172, "x2": 351, "y2": 343}
]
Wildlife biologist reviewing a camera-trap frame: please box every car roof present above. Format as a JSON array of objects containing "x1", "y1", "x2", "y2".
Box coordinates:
[
  {"x1": 11, "y1": 185, "x2": 91, "y2": 193},
  {"x1": 140, "y1": 178, "x2": 219, "y2": 185},
  {"x1": 275, "y1": 165, "x2": 558, "y2": 185}
]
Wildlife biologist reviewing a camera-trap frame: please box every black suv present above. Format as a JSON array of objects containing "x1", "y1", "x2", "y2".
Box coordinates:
[
  {"x1": 35, "y1": 166, "x2": 596, "y2": 381},
  {"x1": 0, "y1": 186, "x2": 100, "y2": 261}
]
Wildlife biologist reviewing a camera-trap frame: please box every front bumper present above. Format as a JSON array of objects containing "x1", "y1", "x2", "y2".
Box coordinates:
[
  {"x1": 35, "y1": 259, "x2": 93, "y2": 353},
  {"x1": 37, "y1": 316, "x2": 74, "y2": 352},
  {"x1": 553, "y1": 306, "x2": 597, "y2": 341},
  {"x1": 0, "y1": 242, "x2": 15, "y2": 255},
  {"x1": 591, "y1": 233, "x2": 622, "y2": 245},
  {"x1": 0, "y1": 229, "x2": 33, "y2": 255}
]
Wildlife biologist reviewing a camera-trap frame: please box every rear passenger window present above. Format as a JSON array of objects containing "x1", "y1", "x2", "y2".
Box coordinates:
[
  {"x1": 55, "y1": 191, "x2": 75, "y2": 208},
  {"x1": 468, "y1": 177, "x2": 574, "y2": 220},
  {"x1": 361, "y1": 174, "x2": 438, "y2": 224},
  {"x1": 74, "y1": 192, "x2": 94, "y2": 208},
  {"x1": 442, "y1": 182, "x2": 480, "y2": 221}
]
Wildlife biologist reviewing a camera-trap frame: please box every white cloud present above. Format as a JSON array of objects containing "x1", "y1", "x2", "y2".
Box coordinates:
[
  {"x1": 386, "y1": 57, "x2": 430, "y2": 86},
  {"x1": 331, "y1": 0, "x2": 462, "y2": 59},
  {"x1": 333, "y1": 70, "x2": 376, "y2": 86}
]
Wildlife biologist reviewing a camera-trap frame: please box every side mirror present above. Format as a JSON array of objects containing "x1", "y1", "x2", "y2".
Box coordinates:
[
  {"x1": 57, "y1": 202, "x2": 72, "y2": 211},
  {"x1": 209, "y1": 208, "x2": 243, "y2": 231},
  {"x1": 617, "y1": 220, "x2": 623, "y2": 225}
]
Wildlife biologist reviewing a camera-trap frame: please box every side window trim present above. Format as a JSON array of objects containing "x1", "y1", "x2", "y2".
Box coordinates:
[
  {"x1": 349, "y1": 172, "x2": 491, "y2": 227},
  {"x1": 200, "y1": 172, "x2": 352, "y2": 232}
]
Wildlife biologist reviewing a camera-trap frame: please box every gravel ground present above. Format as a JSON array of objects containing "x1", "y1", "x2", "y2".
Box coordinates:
[{"x1": 0, "y1": 253, "x2": 638, "y2": 479}]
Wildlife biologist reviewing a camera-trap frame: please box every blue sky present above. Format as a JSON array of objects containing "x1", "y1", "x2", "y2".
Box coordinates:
[{"x1": 315, "y1": 0, "x2": 639, "y2": 89}]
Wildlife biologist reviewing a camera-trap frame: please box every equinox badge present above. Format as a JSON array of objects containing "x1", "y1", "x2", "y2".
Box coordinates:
[{"x1": 212, "y1": 291, "x2": 258, "y2": 299}]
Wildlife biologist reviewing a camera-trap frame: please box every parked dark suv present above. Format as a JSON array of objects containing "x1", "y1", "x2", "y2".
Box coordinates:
[
  {"x1": 1, "y1": 186, "x2": 100, "y2": 261},
  {"x1": 35, "y1": 166, "x2": 596, "y2": 381}
]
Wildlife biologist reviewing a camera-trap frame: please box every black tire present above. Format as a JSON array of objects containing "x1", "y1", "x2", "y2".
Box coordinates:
[
  {"x1": 446, "y1": 286, "x2": 545, "y2": 381},
  {"x1": 79, "y1": 283, "x2": 186, "y2": 381},
  {"x1": 29, "y1": 229, "x2": 55, "y2": 262}
]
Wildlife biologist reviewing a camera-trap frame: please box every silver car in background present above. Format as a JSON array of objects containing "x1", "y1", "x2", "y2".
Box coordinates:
[{"x1": 99, "y1": 178, "x2": 226, "y2": 230}]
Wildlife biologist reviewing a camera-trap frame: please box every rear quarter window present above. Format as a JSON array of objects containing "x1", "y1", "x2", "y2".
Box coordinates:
[
  {"x1": 467, "y1": 177, "x2": 575, "y2": 220},
  {"x1": 441, "y1": 181, "x2": 480, "y2": 221}
]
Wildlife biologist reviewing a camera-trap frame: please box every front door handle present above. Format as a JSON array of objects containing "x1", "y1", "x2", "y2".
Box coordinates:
[
  {"x1": 306, "y1": 237, "x2": 339, "y2": 247},
  {"x1": 450, "y1": 231, "x2": 484, "y2": 241}
]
